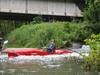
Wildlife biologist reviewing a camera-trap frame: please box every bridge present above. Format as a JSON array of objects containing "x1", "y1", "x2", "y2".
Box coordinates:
[{"x1": 0, "y1": 0, "x2": 82, "y2": 20}]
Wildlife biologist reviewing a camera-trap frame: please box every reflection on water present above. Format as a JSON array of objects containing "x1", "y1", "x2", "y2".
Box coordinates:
[{"x1": 0, "y1": 55, "x2": 99, "y2": 75}]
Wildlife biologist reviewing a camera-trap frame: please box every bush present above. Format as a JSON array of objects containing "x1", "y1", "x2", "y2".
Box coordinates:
[
  {"x1": 88, "y1": 22, "x2": 100, "y2": 33},
  {"x1": 83, "y1": 0, "x2": 100, "y2": 23},
  {"x1": 7, "y1": 22, "x2": 91, "y2": 48},
  {"x1": 30, "y1": 16, "x2": 43, "y2": 24},
  {"x1": 0, "y1": 20, "x2": 25, "y2": 37},
  {"x1": 82, "y1": 34, "x2": 100, "y2": 72}
]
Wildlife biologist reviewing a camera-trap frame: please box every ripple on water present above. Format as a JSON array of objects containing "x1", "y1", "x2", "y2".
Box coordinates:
[
  {"x1": 0, "y1": 70, "x2": 5, "y2": 73},
  {"x1": 43, "y1": 64, "x2": 61, "y2": 69},
  {"x1": 7, "y1": 69, "x2": 16, "y2": 73}
]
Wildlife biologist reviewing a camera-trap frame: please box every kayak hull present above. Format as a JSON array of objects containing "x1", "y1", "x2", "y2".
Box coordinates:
[{"x1": 6, "y1": 48, "x2": 73, "y2": 57}]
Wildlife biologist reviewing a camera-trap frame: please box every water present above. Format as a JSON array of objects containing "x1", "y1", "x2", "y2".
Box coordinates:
[{"x1": 0, "y1": 54, "x2": 99, "y2": 75}]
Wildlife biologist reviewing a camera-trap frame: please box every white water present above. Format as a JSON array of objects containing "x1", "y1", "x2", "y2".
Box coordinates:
[
  {"x1": 0, "y1": 52, "x2": 93, "y2": 75},
  {"x1": 0, "y1": 52, "x2": 83, "y2": 64}
]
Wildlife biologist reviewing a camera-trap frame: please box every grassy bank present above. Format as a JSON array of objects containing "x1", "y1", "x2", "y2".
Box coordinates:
[{"x1": 6, "y1": 22, "x2": 91, "y2": 48}]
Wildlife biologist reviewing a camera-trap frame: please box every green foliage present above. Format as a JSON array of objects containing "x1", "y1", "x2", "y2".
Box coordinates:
[
  {"x1": 83, "y1": 0, "x2": 100, "y2": 33},
  {"x1": 31, "y1": 16, "x2": 43, "y2": 25},
  {"x1": 64, "y1": 22, "x2": 91, "y2": 42},
  {"x1": 84, "y1": 0, "x2": 100, "y2": 23},
  {"x1": 83, "y1": 34, "x2": 100, "y2": 72},
  {"x1": 0, "y1": 20, "x2": 24, "y2": 37},
  {"x1": 87, "y1": 22, "x2": 100, "y2": 33},
  {"x1": 85, "y1": 34, "x2": 100, "y2": 50},
  {"x1": 83, "y1": 51, "x2": 100, "y2": 71},
  {"x1": 7, "y1": 22, "x2": 91, "y2": 48}
]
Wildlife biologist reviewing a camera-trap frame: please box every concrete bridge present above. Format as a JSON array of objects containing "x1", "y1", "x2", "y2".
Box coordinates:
[{"x1": 0, "y1": 0, "x2": 82, "y2": 20}]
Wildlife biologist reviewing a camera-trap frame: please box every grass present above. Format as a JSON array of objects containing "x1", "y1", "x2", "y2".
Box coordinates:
[{"x1": 7, "y1": 22, "x2": 91, "y2": 48}]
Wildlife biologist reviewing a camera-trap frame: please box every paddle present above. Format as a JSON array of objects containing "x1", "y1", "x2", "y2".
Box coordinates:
[{"x1": 2, "y1": 40, "x2": 8, "y2": 51}]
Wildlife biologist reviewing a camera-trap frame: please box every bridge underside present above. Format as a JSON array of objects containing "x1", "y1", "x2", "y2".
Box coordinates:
[
  {"x1": 0, "y1": 12, "x2": 83, "y2": 21},
  {"x1": 0, "y1": 12, "x2": 35, "y2": 21},
  {"x1": 0, "y1": 0, "x2": 83, "y2": 21}
]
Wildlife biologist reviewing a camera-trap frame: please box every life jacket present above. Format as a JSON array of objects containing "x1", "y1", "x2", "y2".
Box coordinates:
[{"x1": 48, "y1": 44, "x2": 56, "y2": 50}]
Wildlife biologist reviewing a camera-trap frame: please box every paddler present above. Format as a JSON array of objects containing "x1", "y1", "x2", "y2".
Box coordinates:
[{"x1": 47, "y1": 39, "x2": 56, "y2": 53}]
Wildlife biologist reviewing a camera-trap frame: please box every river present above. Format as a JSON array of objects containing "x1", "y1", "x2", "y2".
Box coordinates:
[{"x1": 0, "y1": 55, "x2": 99, "y2": 75}]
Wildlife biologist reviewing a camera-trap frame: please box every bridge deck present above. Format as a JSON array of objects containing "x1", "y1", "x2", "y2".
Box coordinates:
[{"x1": 0, "y1": 0, "x2": 82, "y2": 17}]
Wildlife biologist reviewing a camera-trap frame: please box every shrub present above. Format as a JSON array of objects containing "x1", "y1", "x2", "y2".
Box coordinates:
[
  {"x1": 7, "y1": 22, "x2": 91, "y2": 48},
  {"x1": 0, "y1": 20, "x2": 25, "y2": 37},
  {"x1": 30, "y1": 16, "x2": 43, "y2": 25},
  {"x1": 82, "y1": 34, "x2": 100, "y2": 72}
]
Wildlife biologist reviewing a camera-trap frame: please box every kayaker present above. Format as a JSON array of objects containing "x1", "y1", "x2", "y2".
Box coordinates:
[{"x1": 47, "y1": 39, "x2": 56, "y2": 53}]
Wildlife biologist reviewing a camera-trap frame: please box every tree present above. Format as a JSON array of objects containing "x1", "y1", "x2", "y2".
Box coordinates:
[
  {"x1": 82, "y1": 34, "x2": 100, "y2": 71},
  {"x1": 84, "y1": 0, "x2": 100, "y2": 23},
  {"x1": 83, "y1": 0, "x2": 100, "y2": 33},
  {"x1": 72, "y1": 0, "x2": 85, "y2": 11}
]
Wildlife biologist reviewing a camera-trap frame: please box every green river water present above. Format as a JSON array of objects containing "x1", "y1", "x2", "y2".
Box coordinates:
[{"x1": 0, "y1": 60, "x2": 99, "y2": 75}]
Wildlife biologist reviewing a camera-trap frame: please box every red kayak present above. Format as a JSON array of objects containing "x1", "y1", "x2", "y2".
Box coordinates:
[{"x1": 6, "y1": 48, "x2": 73, "y2": 57}]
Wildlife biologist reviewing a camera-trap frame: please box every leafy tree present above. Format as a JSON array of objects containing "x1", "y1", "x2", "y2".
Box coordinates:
[
  {"x1": 82, "y1": 34, "x2": 100, "y2": 72},
  {"x1": 83, "y1": 0, "x2": 100, "y2": 33},
  {"x1": 84, "y1": 0, "x2": 100, "y2": 23}
]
